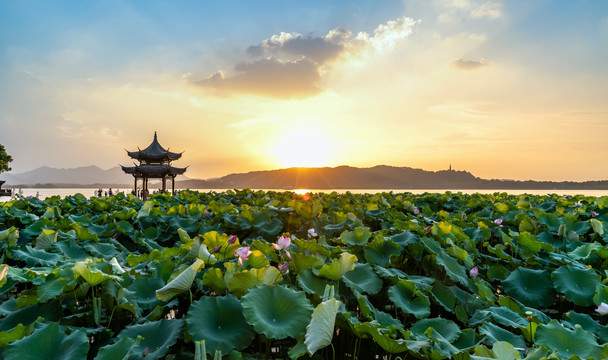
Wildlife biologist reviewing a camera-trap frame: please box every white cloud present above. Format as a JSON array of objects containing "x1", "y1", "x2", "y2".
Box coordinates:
[
  {"x1": 452, "y1": 58, "x2": 490, "y2": 70},
  {"x1": 471, "y1": 1, "x2": 503, "y2": 19}
]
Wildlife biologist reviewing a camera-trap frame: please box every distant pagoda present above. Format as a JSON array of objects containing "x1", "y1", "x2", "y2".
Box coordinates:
[{"x1": 121, "y1": 132, "x2": 187, "y2": 196}]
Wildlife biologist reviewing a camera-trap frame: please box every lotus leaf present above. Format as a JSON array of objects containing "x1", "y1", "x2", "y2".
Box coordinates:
[
  {"x1": 156, "y1": 259, "x2": 205, "y2": 301},
  {"x1": 535, "y1": 320, "x2": 604, "y2": 360},
  {"x1": 202, "y1": 268, "x2": 226, "y2": 294},
  {"x1": 478, "y1": 322, "x2": 526, "y2": 350},
  {"x1": 342, "y1": 263, "x2": 383, "y2": 295},
  {"x1": 241, "y1": 285, "x2": 313, "y2": 340},
  {"x1": 341, "y1": 227, "x2": 371, "y2": 246},
  {"x1": 187, "y1": 294, "x2": 255, "y2": 354},
  {"x1": 363, "y1": 237, "x2": 400, "y2": 266},
  {"x1": 502, "y1": 268, "x2": 555, "y2": 307},
  {"x1": 95, "y1": 336, "x2": 140, "y2": 360},
  {"x1": 435, "y1": 252, "x2": 469, "y2": 286},
  {"x1": 297, "y1": 269, "x2": 329, "y2": 296},
  {"x1": 318, "y1": 252, "x2": 357, "y2": 281},
  {"x1": 4, "y1": 322, "x2": 89, "y2": 360},
  {"x1": 305, "y1": 298, "x2": 341, "y2": 355},
  {"x1": 388, "y1": 280, "x2": 431, "y2": 319},
  {"x1": 552, "y1": 265, "x2": 600, "y2": 306},
  {"x1": 411, "y1": 318, "x2": 461, "y2": 342},
  {"x1": 118, "y1": 319, "x2": 184, "y2": 360}
]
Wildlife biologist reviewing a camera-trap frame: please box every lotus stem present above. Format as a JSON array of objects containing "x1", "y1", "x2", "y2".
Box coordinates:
[{"x1": 330, "y1": 342, "x2": 336, "y2": 360}]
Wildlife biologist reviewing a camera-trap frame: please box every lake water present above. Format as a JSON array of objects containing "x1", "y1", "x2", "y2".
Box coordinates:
[{"x1": 1, "y1": 187, "x2": 607, "y2": 202}]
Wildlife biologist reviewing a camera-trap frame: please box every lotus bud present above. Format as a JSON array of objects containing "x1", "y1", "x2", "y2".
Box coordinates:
[
  {"x1": 494, "y1": 218, "x2": 503, "y2": 226},
  {"x1": 213, "y1": 245, "x2": 222, "y2": 253},
  {"x1": 413, "y1": 207, "x2": 420, "y2": 215},
  {"x1": 285, "y1": 250, "x2": 291, "y2": 260},
  {"x1": 308, "y1": 228, "x2": 318, "y2": 238},
  {"x1": 591, "y1": 211, "x2": 598, "y2": 217},
  {"x1": 227, "y1": 235, "x2": 238, "y2": 245},
  {"x1": 469, "y1": 266, "x2": 479, "y2": 277},
  {"x1": 278, "y1": 262, "x2": 289, "y2": 274},
  {"x1": 424, "y1": 226, "x2": 431, "y2": 233}
]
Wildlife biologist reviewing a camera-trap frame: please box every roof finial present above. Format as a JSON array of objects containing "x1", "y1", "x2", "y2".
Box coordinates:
[{"x1": 154, "y1": 131, "x2": 158, "y2": 141}]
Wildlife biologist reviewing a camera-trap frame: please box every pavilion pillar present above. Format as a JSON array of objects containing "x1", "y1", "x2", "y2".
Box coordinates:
[
  {"x1": 172, "y1": 175, "x2": 176, "y2": 195},
  {"x1": 162, "y1": 176, "x2": 167, "y2": 193},
  {"x1": 133, "y1": 177, "x2": 138, "y2": 196}
]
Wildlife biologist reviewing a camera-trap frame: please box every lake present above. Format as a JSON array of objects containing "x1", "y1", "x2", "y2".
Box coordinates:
[{"x1": 1, "y1": 187, "x2": 607, "y2": 202}]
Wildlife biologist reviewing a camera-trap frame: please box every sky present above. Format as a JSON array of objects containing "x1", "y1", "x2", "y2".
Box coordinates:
[{"x1": 0, "y1": 0, "x2": 607, "y2": 182}]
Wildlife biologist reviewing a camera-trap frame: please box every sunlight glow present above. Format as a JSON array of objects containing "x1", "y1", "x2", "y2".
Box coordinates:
[{"x1": 273, "y1": 129, "x2": 334, "y2": 168}]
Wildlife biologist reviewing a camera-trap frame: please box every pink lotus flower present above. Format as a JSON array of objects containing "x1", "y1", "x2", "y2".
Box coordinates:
[
  {"x1": 470, "y1": 267, "x2": 479, "y2": 277},
  {"x1": 596, "y1": 302, "x2": 608, "y2": 315},
  {"x1": 424, "y1": 226, "x2": 431, "y2": 233},
  {"x1": 235, "y1": 247, "x2": 252, "y2": 265},
  {"x1": 285, "y1": 250, "x2": 292, "y2": 260},
  {"x1": 591, "y1": 211, "x2": 599, "y2": 217},
  {"x1": 278, "y1": 262, "x2": 289, "y2": 274},
  {"x1": 227, "y1": 235, "x2": 238, "y2": 245},
  {"x1": 494, "y1": 218, "x2": 503, "y2": 225},
  {"x1": 413, "y1": 207, "x2": 420, "y2": 215},
  {"x1": 273, "y1": 235, "x2": 291, "y2": 250}
]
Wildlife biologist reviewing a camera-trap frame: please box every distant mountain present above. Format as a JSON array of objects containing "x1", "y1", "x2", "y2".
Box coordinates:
[
  {"x1": 1, "y1": 166, "x2": 133, "y2": 187},
  {"x1": 2, "y1": 164, "x2": 607, "y2": 190},
  {"x1": 177, "y1": 165, "x2": 608, "y2": 190}
]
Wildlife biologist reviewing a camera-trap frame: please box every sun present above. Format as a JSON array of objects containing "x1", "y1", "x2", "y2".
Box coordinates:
[{"x1": 273, "y1": 129, "x2": 334, "y2": 168}]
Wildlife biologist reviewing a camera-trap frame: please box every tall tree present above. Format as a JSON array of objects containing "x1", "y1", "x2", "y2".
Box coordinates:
[{"x1": 0, "y1": 144, "x2": 13, "y2": 174}]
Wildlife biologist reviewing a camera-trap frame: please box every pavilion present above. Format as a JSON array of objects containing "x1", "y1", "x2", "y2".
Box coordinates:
[{"x1": 121, "y1": 132, "x2": 187, "y2": 197}]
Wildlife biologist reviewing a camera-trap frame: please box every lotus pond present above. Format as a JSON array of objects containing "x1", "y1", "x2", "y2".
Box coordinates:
[{"x1": 0, "y1": 190, "x2": 608, "y2": 359}]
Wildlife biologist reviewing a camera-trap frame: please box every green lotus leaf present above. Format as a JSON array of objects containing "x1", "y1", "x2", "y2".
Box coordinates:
[
  {"x1": 202, "y1": 231, "x2": 239, "y2": 260},
  {"x1": 341, "y1": 227, "x2": 371, "y2": 246},
  {"x1": 0, "y1": 226, "x2": 19, "y2": 247},
  {"x1": 363, "y1": 237, "x2": 400, "y2": 266},
  {"x1": 411, "y1": 318, "x2": 461, "y2": 342},
  {"x1": 342, "y1": 263, "x2": 383, "y2": 295},
  {"x1": 227, "y1": 267, "x2": 283, "y2": 297},
  {"x1": 129, "y1": 275, "x2": 165, "y2": 310},
  {"x1": 491, "y1": 341, "x2": 521, "y2": 360},
  {"x1": 202, "y1": 268, "x2": 226, "y2": 294},
  {"x1": 4, "y1": 322, "x2": 89, "y2": 360},
  {"x1": 297, "y1": 269, "x2": 330, "y2": 296},
  {"x1": 52, "y1": 239, "x2": 89, "y2": 261},
  {"x1": 569, "y1": 242, "x2": 603, "y2": 260},
  {"x1": 429, "y1": 282, "x2": 455, "y2": 311},
  {"x1": 290, "y1": 252, "x2": 324, "y2": 273},
  {"x1": 118, "y1": 319, "x2": 184, "y2": 360},
  {"x1": 478, "y1": 322, "x2": 526, "y2": 350},
  {"x1": 37, "y1": 273, "x2": 72, "y2": 302},
  {"x1": 552, "y1": 265, "x2": 600, "y2": 306},
  {"x1": 34, "y1": 229, "x2": 57, "y2": 250},
  {"x1": 591, "y1": 218, "x2": 604, "y2": 236},
  {"x1": 318, "y1": 253, "x2": 357, "y2": 281},
  {"x1": 369, "y1": 329, "x2": 410, "y2": 354},
  {"x1": 12, "y1": 246, "x2": 62, "y2": 267},
  {"x1": 247, "y1": 250, "x2": 269, "y2": 269},
  {"x1": 241, "y1": 285, "x2": 313, "y2": 340},
  {"x1": 562, "y1": 311, "x2": 602, "y2": 334},
  {"x1": 535, "y1": 320, "x2": 603, "y2": 360},
  {"x1": 73, "y1": 258, "x2": 121, "y2": 286},
  {"x1": 435, "y1": 252, "x2": 469, "y2": 286},
  {"x1": 136, "y1": 201, "x2": 153, "y2": 219},
  {"x1": 487, "y1": 306, "x2": 529, "y2": 329},
  {"x1": 95, "y1": 336, "x2": 140, "y2": 360},
  {"x1": 0, "y1": 322, "x2": 36, "y2": 347},
  {"x1": 388, "y1": 280, "x2": 431, "y2": 319},
  {"x1": 187, "y1": 294, "x2": 255, "y2": 354},
  {"x1": 156, "y1": 259, "x2": 205, "y2": 301},
  {"x1": 305, "y1": 298, "x2": 341, "y2": 355},
  {"x1": 502, "y1": 268, "x2": 555, "y2": 307}
]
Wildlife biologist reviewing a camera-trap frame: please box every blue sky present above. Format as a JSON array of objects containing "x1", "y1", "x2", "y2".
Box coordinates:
[{"x1": 1, "y1": 1, "x2": 607, "y2": 181}]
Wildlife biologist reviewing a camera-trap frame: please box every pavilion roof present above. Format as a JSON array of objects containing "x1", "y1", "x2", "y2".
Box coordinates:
[
  {"x1": 126, "y1": 132, "x2": 183, "y2": 161},
  {"x1": 121, "y1": 164, "x2": 187, "y2": 178}
]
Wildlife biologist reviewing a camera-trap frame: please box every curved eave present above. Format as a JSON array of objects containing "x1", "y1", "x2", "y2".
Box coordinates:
[{"x1": 121, "y1": 164, "x2": 187, "y2": 178}]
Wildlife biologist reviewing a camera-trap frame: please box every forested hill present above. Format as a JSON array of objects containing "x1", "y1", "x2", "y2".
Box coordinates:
[{"x1": 177, "y1": 165, "x2": 608, "y2": 190}]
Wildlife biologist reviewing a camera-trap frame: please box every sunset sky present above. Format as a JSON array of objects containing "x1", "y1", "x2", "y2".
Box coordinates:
[{"x1": 1, "y1": 0, "x2": 607, "y2": 182}]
